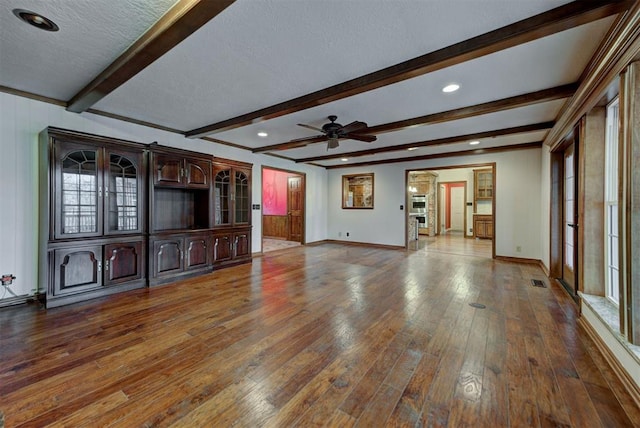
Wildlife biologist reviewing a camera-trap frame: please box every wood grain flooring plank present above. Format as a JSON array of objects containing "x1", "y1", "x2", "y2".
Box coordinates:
[{"x1": 0, "y1": 241, "x2": 638, "y2": 426}]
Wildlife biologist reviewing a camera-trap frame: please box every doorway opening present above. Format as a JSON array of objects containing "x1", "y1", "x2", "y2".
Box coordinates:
[
  {"x1": 261, "y1": 167, "x2": 306, "y2": 253},
  {"x1": 550, "y1": 127, "x2": 580, "y2": 301},
  {"x1": 406, "y1": 163, "x2": 495, "y2": 259}
]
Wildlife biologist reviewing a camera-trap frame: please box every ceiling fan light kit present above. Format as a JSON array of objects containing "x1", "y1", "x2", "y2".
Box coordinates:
[{"x1": 297, "y1": 115, "x2": 377, "y2": 150}]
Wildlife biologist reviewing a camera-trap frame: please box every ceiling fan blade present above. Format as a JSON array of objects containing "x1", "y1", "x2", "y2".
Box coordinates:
[
  {"x1": 327, "y1": 138, "x2": 340, "y2": 150},
  {"x1": 339, "y1": 121, "x2": 368, "y2": 134},
  {"x1": 297, "y1": 123, "x2": 324, "y2": 133},
  {"x1": 347, "y1": 133, "x2": 377, "y2": 143}
]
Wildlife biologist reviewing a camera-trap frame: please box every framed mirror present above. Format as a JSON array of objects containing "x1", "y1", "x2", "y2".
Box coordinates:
[{"x1": 342, "y1": 173, "x2": 374, "y2": 209}]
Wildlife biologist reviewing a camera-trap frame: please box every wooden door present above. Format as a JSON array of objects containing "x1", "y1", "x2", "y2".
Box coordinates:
[
  {"x1": 153, "y1": 238, "x2": 184, "y2": 277},
  {"x1": 563, "y1": 143, "x2": 579, "y2": 296},
  {"x1": 54, "y1": 142, "x2": 102, "y2": 239},
  {"x1": 185, "y1": 235, "x2": 209, "y2": 270},
  {"x1": 105, "y1": 149, "x2": 144, "y2": 235},
  {"x1": 288, "y1": 176, "x2": 303, "y2": 242},
  {"x1": 450, "y1": 186, "x2": 465, "y2": 231},
  {"x1": 53, "y1": 245, "x2": 103, "y2": 295},
  {"x1": 104, "y1": 241, "x2": 142, "y2": 285},
  {"x1": 153, "y1": 154, "x2": 183, "y2": 187},
  {"x1": 234, "y1": 232, "x2": 251, "y2": 259},
  {"x1": 185, "y1": 158, "x2": 210, "y2": 189},
  {"x1": 212, "y1": 232, "x2": 232, "y2": 263}
]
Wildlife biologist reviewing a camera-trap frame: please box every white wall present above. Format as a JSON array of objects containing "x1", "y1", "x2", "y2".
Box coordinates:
[
  {"x1": 0, "y1": 92, "x2": 328, "y2": 299},
  {"x1": 328, "y1": 148, "x2": 543, "y2": 259}
]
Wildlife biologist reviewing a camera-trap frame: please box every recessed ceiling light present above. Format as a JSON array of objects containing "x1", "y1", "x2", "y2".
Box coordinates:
[
  {"x1": 257, "y1": 131, "x2": 268, "y2": 137},
  {"x1": 407, "y1": 147, "x2": 418, "y2": 151},
  {"x1": 341, "y1": 158, "x2": 349, "y2": 162},
  {"x1": 13, "y1": 9, "x2": 59, "y2": 32},
  {"x1": 469, "y1": 140, "x2": 480, "y2": 145},
  {"x1": 442, "y1": 83, "x2": 460, "y2": 93}
]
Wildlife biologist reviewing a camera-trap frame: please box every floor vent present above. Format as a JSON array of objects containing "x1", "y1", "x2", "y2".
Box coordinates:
[
  {"x1": 469, "y1": 303, "x2": 486, "y2": 309},
  {"x1": 531, "y1": 279, "x2": 547, "y2": 288}
]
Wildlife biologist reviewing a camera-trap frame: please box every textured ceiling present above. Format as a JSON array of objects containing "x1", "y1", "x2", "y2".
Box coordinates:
[
  {"x1": 0, "y1": 0, "x2": 179, "y2": 99},
  {"x1": 0, "y1": 0, "x2": 627, "y2": 167}
]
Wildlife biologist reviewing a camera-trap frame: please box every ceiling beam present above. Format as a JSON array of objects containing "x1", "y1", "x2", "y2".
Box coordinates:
[
  {"x1": 66, "y1": 0, "x2": 236, "y2": 113},
  {"x1": 185, "y1": 0, "x2": 629, "y2": 138},
  {"x1": 325, "y1": 142, "x2": 543, "y2": 169},
  {"x1": 252, "y1": 83, "x2": 576, "y2": 153},
  {"x1": 295, "y1": 122, "x2": 554, "y2": 163}
]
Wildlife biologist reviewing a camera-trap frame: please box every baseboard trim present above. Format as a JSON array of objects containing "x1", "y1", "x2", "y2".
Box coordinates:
[
  {"x1": 578, "y1": 316, "x2": 640, "y2": 410},
  {"x1": 538, "y1": 260, "x2": 550, "y2": 277},
  {"x1": 0, "y1": 294, "x2": 30, "y2": 308},
  {"x1": 324, "y1": 239, "x2": 404, "y2": 250},
  {"x1": 494, "y1": 255, "x2": 540, "y2": 264}
]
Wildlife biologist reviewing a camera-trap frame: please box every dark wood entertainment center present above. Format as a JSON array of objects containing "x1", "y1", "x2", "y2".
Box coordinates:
[{"x1": 38, "y1": 128, "x2": 252, "y2": 307}]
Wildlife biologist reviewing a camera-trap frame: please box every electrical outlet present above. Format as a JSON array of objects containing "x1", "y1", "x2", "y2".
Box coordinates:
[
  {"x1": 346, "y1": 232, "x2": 350, "y2": 237},
  {"x1": 338, "y1": 232, "x2": 342, "y2": 237}
]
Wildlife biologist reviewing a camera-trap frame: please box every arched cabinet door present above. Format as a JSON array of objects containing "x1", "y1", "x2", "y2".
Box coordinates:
[
  {"x1": 214, "y1": 169, "x2": 231, "y2": 226},
  {"x1": 104, "y1": 242, "x2": 143, "y2": 285},
  {"x1": 153, "y1": 238, "x2": 184, "y2": 278},
  {"x1": 234, "y1": 171, "x2": 250, "y2": 224},
  {"x1": 105, "y1": 150, "x2": 143, "y2": 235},
  {"x1": 54, "y1": 142, "x2": 101, "y2": 240},
  {"x1": 53, "y1": 246, "x2": 103, "y2": 295},
  {"x1": 185, "y1": 158, "x2": 210, "y2": 188}
]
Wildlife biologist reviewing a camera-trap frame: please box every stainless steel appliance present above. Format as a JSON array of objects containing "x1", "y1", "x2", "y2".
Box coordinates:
[{"x1": 410, "y1": 194, "x2": 427, "y2": 212}]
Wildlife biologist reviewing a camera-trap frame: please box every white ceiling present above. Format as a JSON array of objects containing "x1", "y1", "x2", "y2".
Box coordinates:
[{"x1": 0, "y1": 0, "x2": 626, "y2": 168}]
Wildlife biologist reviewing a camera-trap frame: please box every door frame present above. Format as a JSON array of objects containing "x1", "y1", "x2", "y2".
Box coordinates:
[
  {"x1": 260, "y1": 166, "x2": 306, "y2": 248},
  {"x1": 438, "y1": 181, "x2": 467, "y2": 236},
  {"x1": 405, "y1": 162, "x2": 496, "y2": 259},
  {"x1": 549, "y1": 126, "x2": 581, "y2": 300}
]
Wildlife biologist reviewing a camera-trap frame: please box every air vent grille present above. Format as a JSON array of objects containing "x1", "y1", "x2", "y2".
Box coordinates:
[{"x1": 531, "y1": 279, "x2": 546, "y2": 288}]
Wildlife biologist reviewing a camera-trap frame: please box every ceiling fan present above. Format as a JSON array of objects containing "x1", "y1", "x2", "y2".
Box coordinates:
[{"x1": 297, "y1": 115, "x2": 377, "y2": 150}]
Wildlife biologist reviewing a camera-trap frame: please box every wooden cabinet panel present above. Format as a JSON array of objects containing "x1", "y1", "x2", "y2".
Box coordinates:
[
  {"x1": 185, "y1": 235, "x2": 209, "y2": 270},
  {"x1": 153, "y1": 239, "x2": 184, "y2": 277},
  {"x1": 153, "y1": 153, "x2": 211, "y2": 189},
  {"x1": 212, "y1": 229, "x2": 251, "y2": 267},
  {"x1": 234, "y1": 232, "x2": 250, "y2": 259},
  {"x1": 105, "y1": 149, "x2": 144, "y2": 235},
  {"x1": 105, "y1": 242, "x2": 142, "y2": 285},
  {"x1": 474, "y1": 169, "x2": 493, "y2": 200},
  {"x1": 263, "y1": 215, "x2": 288, "y2": 239},
  {"x1": 185, "y1": 158, "x2": 210, "y2": 188},
  {"x1": 53, "y1": 141, "x2": 102, "y2": 240},
  {"x1": 212, "y1": 233, "x2": 232, "y2": 263},
  {"x1": 53, "y1": 246, "x2": 103, "y2": 295},
  {"x1": 474, "y1": 215, "x2": 493, "y2": 239},
  {"x1": 154, "y1": 153, "x2": 183, "y2": 187},
  {"x1": 213, "y1": 160, "x2": 251, "y2": 227}
]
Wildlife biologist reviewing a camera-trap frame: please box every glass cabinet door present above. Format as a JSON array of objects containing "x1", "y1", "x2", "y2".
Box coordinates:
[
  {"x1": 106, "y1": 152, "x2": 140, "y2": 234},
  {"x1": 214, "y1": 169, "x2": 230, "y2": 225},
  {"x1": 57, "y1": 147, "x2": 101, "y2": 239},
  {"x1": 235, "y1": 171, "x2": 249, "y2": 224}
]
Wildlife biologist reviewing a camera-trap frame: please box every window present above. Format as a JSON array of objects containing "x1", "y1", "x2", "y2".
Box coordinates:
[{"x1": 605, "y1": 98, "x2": 619, "y2": 304}]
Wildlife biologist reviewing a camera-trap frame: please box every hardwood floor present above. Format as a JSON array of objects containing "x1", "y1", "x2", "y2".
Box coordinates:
[
  {"x1": 416, "y1": 231, "x2": 492, "y2": 258},
  {"x1": 1, "y1": 241, "x2": 638, "y2": 427},
  {"x1": 262, "y1": 238, "x2": 302, "y2": 254}
]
